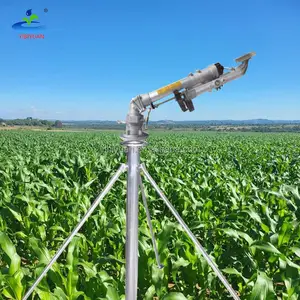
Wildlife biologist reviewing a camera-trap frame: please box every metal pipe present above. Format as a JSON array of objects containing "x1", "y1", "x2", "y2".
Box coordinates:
[
  {"x1": 125, "y1": 146, "x2": 141, "y2": 300},
  {"x1": 140, "y1": 164, "x2": 241, "y2": 300},
  {"x1": 22, "y1": 164, "x2": 127, "y2": 300},
  {"x1": 133, "y1": 64, "x2": 221, "y2": 109},
  {"x1": 131, "y1": 52, "x2": 255, "y2": 111}
]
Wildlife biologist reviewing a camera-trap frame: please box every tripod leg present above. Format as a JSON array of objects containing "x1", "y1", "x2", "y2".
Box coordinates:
[
  {"x1": 22, "y1": 164, "x2": 127, "y2": 300},
  {"x1": 139, "y1": 175, "x2": 163, "y2": 269},
  {"x1": 140, "y1": 164, "x2": 240, "y2": 300}
]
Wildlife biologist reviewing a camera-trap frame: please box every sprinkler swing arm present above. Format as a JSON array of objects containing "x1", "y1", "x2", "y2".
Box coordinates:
[
  {"x1": 23, "y1": 52, "x2": 255, "y2": 300},
  {"x1": 132, "y1": 52, "x2": 254, "y2": 113}
]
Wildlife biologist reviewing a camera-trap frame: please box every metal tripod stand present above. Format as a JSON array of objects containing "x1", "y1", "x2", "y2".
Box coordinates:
[
  {"x1": 23, "y1": 140, "x2": 240, "y2": 300},
  {"x1": 23, "y1": 52, "x2": 256, "y2": 299}
]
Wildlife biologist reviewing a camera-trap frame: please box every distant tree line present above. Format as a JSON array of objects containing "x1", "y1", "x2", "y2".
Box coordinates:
[
  {"x1": 149, "y1": 124, "x2": 300, "y2": 132},
  {"x1": 64, "y1": 123, "x2": 300, "y2": 132},
  {"x1": 2, "y1": 118, "x2": 299, "y2": 132},
  {"x1": 0, "y1": 118, "x2": 63, "y2": 128}
]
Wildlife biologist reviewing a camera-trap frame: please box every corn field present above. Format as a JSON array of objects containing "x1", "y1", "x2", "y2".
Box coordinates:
[{"x1": 0, "y1": 130, "x2": 300, "y2": 300}]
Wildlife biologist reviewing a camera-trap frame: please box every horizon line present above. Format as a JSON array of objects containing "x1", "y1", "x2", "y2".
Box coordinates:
[{"x1": 2, "y1": 118, "x2": 300, "y2": 122}]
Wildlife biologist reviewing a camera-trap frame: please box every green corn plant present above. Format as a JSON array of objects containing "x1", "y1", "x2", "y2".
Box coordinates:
[
  {"x1": 0, "y1": 232, "x2": 24, "y2": 300},
  {"x1": 0, "y1": 130, "x2": 299, "y2": 299}
]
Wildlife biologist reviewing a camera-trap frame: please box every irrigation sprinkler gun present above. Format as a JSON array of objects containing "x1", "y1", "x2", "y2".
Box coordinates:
[{"x1": 23, "y1": 52, "x2": 256, "y2": 300}]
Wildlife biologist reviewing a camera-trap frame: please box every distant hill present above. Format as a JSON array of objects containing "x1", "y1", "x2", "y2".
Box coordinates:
[
  {"x1": 62, "y1": 119, "x2": 300, "y2": 126},
  {"x1": 152, "y1": 119, "x2": 300, "y2": 125}
]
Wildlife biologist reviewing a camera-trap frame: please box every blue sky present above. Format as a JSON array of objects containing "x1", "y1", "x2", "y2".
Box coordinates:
[{"x1": 0, "y1": 0, "x2": 299, "y2": 121}]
